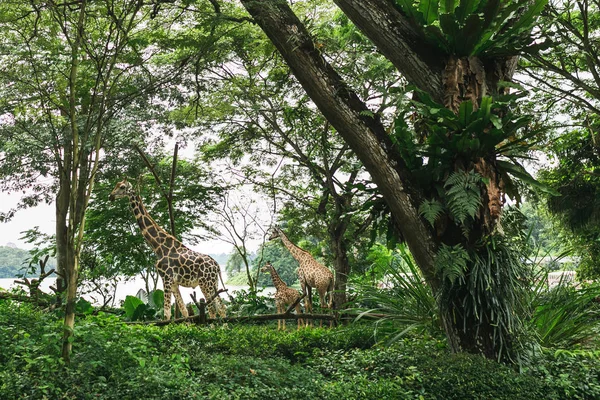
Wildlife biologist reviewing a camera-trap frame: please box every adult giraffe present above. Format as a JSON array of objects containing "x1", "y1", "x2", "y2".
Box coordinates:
[{"x1": 109, "y1": 178, "x2": 226, "y2": 320}]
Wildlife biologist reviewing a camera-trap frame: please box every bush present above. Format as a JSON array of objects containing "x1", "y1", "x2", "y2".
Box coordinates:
[{"x1": 1, "y1": 299, "x2": 600, "y2": 399}]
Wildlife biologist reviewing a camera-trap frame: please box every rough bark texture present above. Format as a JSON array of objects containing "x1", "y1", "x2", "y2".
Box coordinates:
[
  {"x1": 240, "y1": 0, "x2": 440, "y2": 293},
  {"x1": 332, "y1": 0, "x2": 445, "y2": 102},
  {"x1": 329, "y1": 225, "x2": 349, "y2": 310}
]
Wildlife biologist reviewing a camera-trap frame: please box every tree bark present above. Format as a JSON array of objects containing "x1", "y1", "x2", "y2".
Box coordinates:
[
  {"x1": 332, "y1": 0, "x2": 445, "y2": 102},
  {"x1": 330, "y1": 226, "x2": 349, "y2": 310}
]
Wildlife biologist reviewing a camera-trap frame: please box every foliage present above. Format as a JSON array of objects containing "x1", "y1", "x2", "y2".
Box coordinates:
[
  {"x1": 536, "y1": 128, "x2": 600, "y2": 279},
  {"x1": 393, "y1": 0, "x2": 549, "y2": 57},
  {"x1": 522, "y1": 1, "x2": 600, "y2": 279},
  {"x1": 528, "y1": 281, "x2": 600, "y2": 349},
  {"x1": 0, "y1": 245, "x2": 47, "y2": 278},
  {"x1": 225, "y1": 289, "x2": 274, "y2": 317},
  {"x1": 2, "y1": 300, "x2": 600, "y2": 399},
  {"x1": 254, "y1": 241, "x2": 299, "y2": 287},
  {"x1": 83, "y1": 156, "x2": 223, "y2": 281},
  {"x1": 349, "y1": 243, "x2": 440, "y2": 343}
]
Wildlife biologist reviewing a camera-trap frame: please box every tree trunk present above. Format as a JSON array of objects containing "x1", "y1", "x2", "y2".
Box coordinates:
[
  {"x1": 61, "y1": 249, "x2": 78, "y2": 363},
  {"x1": 55, "y1": 183, "x2": 70, "y2": 299},
  {"x1": 330, "y1": 228, "x2": 349, "y2": 310}
]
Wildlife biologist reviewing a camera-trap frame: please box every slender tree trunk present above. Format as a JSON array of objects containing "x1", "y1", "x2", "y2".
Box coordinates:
[
  {"x1": 55, "y1": 182, "x2": 70, "y2": 299},
  {"x1": 329, "y1": 229, "x2": 349, "y2": 310},
  {"x1": 61, "y1": 249, "x2": 78, "y2": 362}
]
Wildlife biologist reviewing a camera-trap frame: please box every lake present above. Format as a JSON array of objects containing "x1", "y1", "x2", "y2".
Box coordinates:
[{"x1": 0, "y1": 276, "x2": 276, "y2": 307}]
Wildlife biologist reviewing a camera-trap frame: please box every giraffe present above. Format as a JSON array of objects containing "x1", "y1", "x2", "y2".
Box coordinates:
[
  {"x1": 269, "y1": 227, "x2": 334, "y2": 325},
  {"x1": 261, "y1": 261, "x2": 304, "y2": 330},
  {"x1": 109, "y1": 178, "x2": 226, "y2": 320}
]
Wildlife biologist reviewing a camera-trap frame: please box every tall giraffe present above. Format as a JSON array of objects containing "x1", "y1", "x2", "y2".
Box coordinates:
[
  {"x1": 261, "y1": 261, "x2": 303, "y2": 330},
  {"x1": 269, "y1": 227, "x2": 334, "y2": 320},
  {"x1": 109, "y1": 178, "x2": 226, "y2": 320}
]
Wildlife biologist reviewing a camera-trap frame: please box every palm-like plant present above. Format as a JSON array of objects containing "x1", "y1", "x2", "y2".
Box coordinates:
[{"x1": 349, "y1": 244, "x2": 441, "y2": 343}]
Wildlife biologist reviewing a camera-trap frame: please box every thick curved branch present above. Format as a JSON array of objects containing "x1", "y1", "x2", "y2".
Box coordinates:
[{"x1": 333, "y1": 0, "x2": 444, "y2": 102}]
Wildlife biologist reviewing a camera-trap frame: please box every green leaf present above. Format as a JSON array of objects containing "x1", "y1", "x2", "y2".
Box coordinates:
[
  {"x1": 490, "y1": 114, "x2": 502, "y2": 129},
  {"x1": 419, "y1": 0, "x2": 440, "y2": 24},
  {"x1": 481, "y1": 0, "x2": 501, "y2": 28},
  {"x1": 461, "y1": 14, "x2": 484, "y2": 55},
  {"x1": 439, "y1": 13, "x2": 459, "y2": 38},
  {"x1": 76, "y1": 298, "x2": 94, "y2": 315},
  {"x1": 455, "y1": 0, "x2": 478, "y2": 23},
  {"x1": 124, "y1": 295, "x2": 144, "y2": 319},
  {"x1": 441, "y1": 0, "x2": 456, "y2": 14},
  {"x1": 151, "y1": 289, "x2": 165, "y2": 310},
  {"x1": 496, "y1": 159, "x2": 561, "y2": 196},
  {"x1": 435, "y1": 244, "x2": 470, "y2": 285},
  {"x1": 396, "y1": 0, "x2": 426, "y2": 24},
  {"x1": 419, "y1": 199, "x2": 445, "y2": 227},
  {"x1": 444, "y1": 170, "x2": 482, "y2": 225},
  {"x1": 476, "y1": 96, "x2": 493, "y2": 123},
  {"x1": 458, "y1": 101, "x2": 473, "y2": 127},
  {"x1": 502, "y1": 0, "x2": 548, "y2": 37}
]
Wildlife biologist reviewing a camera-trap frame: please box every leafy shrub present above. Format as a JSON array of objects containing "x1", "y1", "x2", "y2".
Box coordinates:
[
  {"x1": 527, "y1": 281, "x2": 600, "y2": 348},
  {"x1": 1, "y1": 299, "x2": 600, "y2": 399},
  {"x1": 349, "y1": 243, "x2": 440, "y2": 343},
  {"x1": 224, "y1": 289, "x2": 275, "y2": 317}
]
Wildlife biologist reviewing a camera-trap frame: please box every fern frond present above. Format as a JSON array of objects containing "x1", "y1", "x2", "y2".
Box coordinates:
[
  {"x1": 435, "y1": 244, "x2": 470, "y2": 285},
  {"x1": 444, "y1": 170, "x2": 483, "y2": 225},
  {"x1": 419, "y1": 200, "x2": 444, "y2": 227}
]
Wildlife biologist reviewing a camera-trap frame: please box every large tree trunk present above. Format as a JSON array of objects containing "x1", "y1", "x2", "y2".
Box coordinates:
[{"x1": 239, "y1": 0, "x2": 519, "y2": 359}]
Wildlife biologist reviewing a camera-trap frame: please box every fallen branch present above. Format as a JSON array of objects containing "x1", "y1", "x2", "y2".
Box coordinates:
[{"x1": 127, "y1": 310, "x2": 336, "y2": 326}]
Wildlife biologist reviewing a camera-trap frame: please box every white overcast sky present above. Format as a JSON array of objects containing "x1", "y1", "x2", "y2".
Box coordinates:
[{"x1": 0, "y1": 190, "x2": 236, "y2": 254}]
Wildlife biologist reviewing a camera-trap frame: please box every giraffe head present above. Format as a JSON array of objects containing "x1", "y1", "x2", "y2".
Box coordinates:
[
  {"x1": 109, "y1": 178, "x2": 133, "y2": 201},
  {"x1": 260, "y1": 261, "x2": 274, "y2": 273},
  {"x1": 268, "y1": 226, "x2": 282, "y2": 241}
]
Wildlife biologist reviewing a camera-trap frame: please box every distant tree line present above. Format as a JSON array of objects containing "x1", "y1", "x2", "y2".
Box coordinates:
[{"x1": 0, "y1": 245, "x2": 56, "y2": 278}]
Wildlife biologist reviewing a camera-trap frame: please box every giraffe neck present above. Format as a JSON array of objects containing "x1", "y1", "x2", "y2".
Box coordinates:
[
  {"x1": 278, "y1": 232, "x2": 309, "y2": 264},
  {"x1": 128, "y1": 193, "x2": 181, "y2": 252},
  {"x1": 266, "y1": 265, "x2": 287, "y2": 291}
]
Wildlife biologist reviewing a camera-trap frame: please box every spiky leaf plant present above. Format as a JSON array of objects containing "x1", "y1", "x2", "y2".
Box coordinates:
[{"x1": 350, "y1": 244, "x2": 441, "y2": 344}]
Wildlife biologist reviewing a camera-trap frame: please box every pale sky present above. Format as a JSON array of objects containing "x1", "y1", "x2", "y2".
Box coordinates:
[{"x1": 0, "y1": 191, "x2": 235, "y2": 254}]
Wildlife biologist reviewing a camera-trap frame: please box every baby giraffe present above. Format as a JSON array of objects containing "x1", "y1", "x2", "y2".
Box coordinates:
[{"x1": 261, "y1": 261, "x2": 304, "y2": 330}]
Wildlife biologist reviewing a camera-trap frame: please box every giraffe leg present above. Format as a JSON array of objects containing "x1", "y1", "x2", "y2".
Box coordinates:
[
  {"x1": 295, "y1": 304, "x2": 303, "y2": 330},
  {"x1": 319, "y1": 291, "x2": 328, "y2": 328},
  {"x1": 172, "y1": 285, "x2": 189, "y2": 318},
  {"x1": 277, "y1": 302, "x2": 286, "y2": 330},
  {"x1": 163, "y1": 276, "x2": 173, "y2": 321},
  {"x1": 304, "y1": 284, "x2": 314, "y2": 327}
]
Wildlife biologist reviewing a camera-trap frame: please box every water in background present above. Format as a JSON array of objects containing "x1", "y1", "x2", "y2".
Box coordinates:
[{"x1": 0, "y1": 276, "x2": 275, "y2": 307}]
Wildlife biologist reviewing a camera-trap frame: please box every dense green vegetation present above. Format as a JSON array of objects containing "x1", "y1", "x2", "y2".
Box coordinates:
[{"x1": 1, "y1": 300, "x2": 599, "y2": 400}]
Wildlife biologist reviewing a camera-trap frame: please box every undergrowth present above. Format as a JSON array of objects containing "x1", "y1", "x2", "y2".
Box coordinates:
[{"x1": 1, "y1": 300, "x2": 599, "y2": 399}]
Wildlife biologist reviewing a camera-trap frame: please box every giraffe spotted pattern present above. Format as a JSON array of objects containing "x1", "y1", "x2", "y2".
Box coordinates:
[{"x1": 110, "y1": 178, "x2": 226, "y2": 320}]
